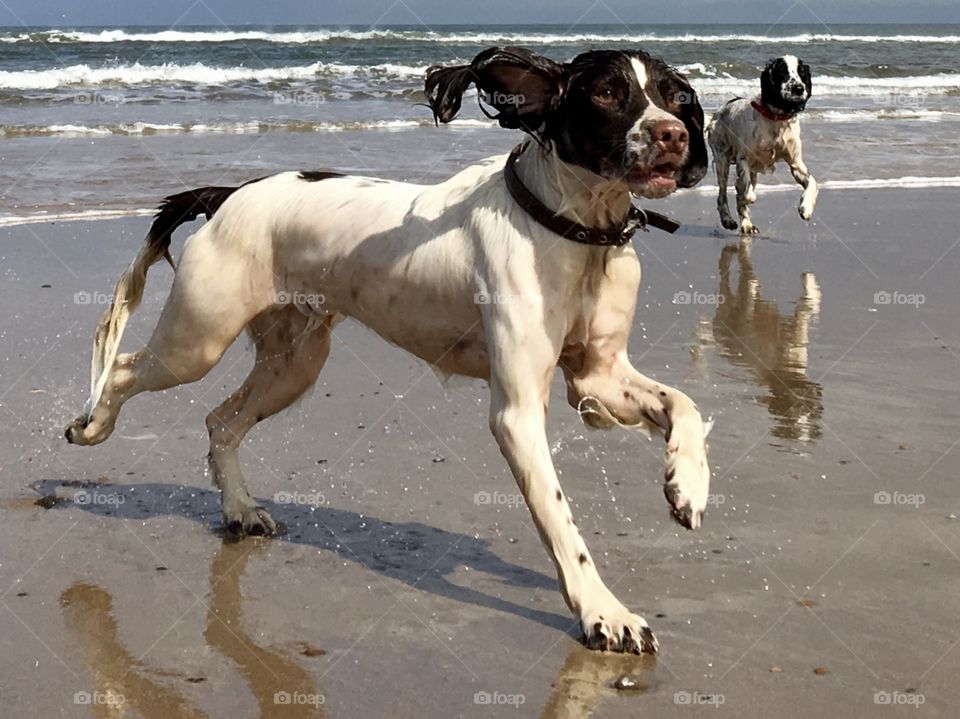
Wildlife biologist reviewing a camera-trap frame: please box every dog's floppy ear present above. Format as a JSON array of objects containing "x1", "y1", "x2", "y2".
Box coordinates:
[
  {"x1": 671, "y1": 77, "x2": 708, "y2": 188},
  {"x1": 425, "y1": 47, "x2": 567, "y2": 133},
  {"x1": 759, "y1": 58, "x2": 778, "y2": 104}
]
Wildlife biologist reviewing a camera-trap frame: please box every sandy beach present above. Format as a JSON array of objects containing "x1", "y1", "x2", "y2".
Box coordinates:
[{"x1": 1, "y1": 184, "x2": 958, "y2": 717}]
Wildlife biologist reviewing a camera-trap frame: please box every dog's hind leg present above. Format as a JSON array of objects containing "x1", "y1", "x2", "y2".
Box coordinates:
[
  {"x1": 65, "y1": 223, "x2": 272, "y2": 447},
  {"x1": 714, "y1": 159, "x2": 739, "y2": 231},
  {"x1": 206, "y1": 307, "x2": 335, "y2": 536}
]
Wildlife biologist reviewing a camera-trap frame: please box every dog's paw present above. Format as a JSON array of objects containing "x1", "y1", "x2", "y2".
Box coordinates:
[
  {"x1": 64, "y1": 414, "x2": 111, "y2": 446},
  {"x1": 580, "y1": 597, "x2": 657, "y2": 654},
  {"x1": 663, "y1": 430, "x2": 710, "y2": 530},
  {"x1": 739, "y1": 221, "x2": 760, "y2": 236},
  {"x1": 798, "y1": 202, "x2": 814, "y2": 221},
  {"x1": 720, "y1": 216, "x2": 739, "y2": 231},
  {"x1": 224, "y1": 503, "x2": 278, "y2": 537}
]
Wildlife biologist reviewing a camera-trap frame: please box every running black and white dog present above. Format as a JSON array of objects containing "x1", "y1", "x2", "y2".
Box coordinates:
[
  {"x1": 65, "y1": 48, "x2": 711, "y2": 654},
  {"x1": 707, "y1": 55, "x2": 818, "y2": 235}
]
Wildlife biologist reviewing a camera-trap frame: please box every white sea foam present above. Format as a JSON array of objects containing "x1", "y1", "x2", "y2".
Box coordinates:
[
  {"x1": 2, "y1": 176, "x2": 958, "y2": 228},
  {"x1": 0, "y1": 61, "x2": 429, "y2": 90},
  {"x1": 2, "y1": 61, "x2": 957, "y2": 99},
  {"x1": 691, "y1": 176, "x2": 960, "y2": 195},
  {"x1": 7, "y1": 29, "x2": 960, "y2": 44},
  {"x1": 0, "y1": 117, "x2": 496, "y2": 138},
  {"x1": 0, "y1": 208, "x2": 155, "y2": 227}
]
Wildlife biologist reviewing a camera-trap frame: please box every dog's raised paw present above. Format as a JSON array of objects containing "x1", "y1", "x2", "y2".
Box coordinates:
[
  {"x1": 663, "y1": 450, "x2": 709, "y2": 530},
  {"x1": 721, "y1": 217, "x2": 739, "y2": 231},
  {"x1": 798, "y1": 203, "x2": 813, "y2": 221}
]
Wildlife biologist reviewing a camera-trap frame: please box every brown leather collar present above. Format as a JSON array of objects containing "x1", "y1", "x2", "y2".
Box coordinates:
[
  {"x1": 751, "y1": 100, "x2": 796, "y2": 122},
  {"x1": 503, "y1": 144, "x2": 680, "y2": 247}
]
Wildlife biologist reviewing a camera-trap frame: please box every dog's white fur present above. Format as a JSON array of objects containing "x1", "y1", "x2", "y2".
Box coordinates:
[
  {"x1": 706, "y1": 55, "x2": 819, "y2": 235},
  {"x1": 66, "y1": 63, "x2": 711, "y2": 653}
]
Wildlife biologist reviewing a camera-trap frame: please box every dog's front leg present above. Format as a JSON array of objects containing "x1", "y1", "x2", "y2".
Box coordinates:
[
  {"x1": 486, "y1": 334, "x2": 656, "y2": 654},
  {"x1": 735, "y1": 159, "x2": 759, "y2": 235},
  {"x1": 563, "y1": 353, "x2": 711, "y2": 529},
  {"x1": 788, "y1": 150, "x2": 818, "y2": 220}
]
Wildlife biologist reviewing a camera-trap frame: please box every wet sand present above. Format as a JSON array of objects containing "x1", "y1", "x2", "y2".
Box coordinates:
[{"x1": 1, "y1": 187, "x2": 959, "y2": 717}]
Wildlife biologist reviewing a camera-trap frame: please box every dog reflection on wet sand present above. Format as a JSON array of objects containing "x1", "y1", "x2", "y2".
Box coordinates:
[
  {"x1": 694, "y1": 241, "x2": 822, "y2": 441},
  {"x1": 61, "y1": 540, "x2": 327, "y2": 719},
  {"x1": 60, "y1": 539, "x2": 652, "y2": 718}
]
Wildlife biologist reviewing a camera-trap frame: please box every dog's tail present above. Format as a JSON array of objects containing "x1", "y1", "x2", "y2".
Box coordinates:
[{"x1": 85, "y1": 185, "x2": 241, "y2": 416}]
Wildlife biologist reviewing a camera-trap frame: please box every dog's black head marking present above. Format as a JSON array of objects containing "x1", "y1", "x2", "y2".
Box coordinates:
[
  {"x1": 425, "y1": 47, "x2": 708, "y2": 197},
  {"x1": 760, "y1": 55, "x2": 812, "y2": 116}
]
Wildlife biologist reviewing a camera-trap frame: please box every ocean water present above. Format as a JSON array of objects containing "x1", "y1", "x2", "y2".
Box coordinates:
[{"x1": 0, "y1": 24, "x2": 958, "y2": 220}]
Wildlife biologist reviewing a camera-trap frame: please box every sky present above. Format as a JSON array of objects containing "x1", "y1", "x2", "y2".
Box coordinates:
[{"x1": 1, "y1": 0, "x2": 958, "y2": 27}]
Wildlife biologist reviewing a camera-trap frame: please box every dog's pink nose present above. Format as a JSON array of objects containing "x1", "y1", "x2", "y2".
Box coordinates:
[{"x1": 652, "y1": 119, "x2": 688, "y2": 154}]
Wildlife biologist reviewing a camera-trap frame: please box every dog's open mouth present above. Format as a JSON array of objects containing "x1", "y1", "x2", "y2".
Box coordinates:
[{"x1": 625, "y1": 157, "x2": 683, "y2": 197}]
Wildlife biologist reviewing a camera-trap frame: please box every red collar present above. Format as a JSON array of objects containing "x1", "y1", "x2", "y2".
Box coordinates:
[{"x1": 751, "y1": 100, "x2": 796, "y2": 122}]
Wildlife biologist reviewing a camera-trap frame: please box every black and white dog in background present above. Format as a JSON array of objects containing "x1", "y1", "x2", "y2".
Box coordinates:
[
  {"x1": 65, "y1": 47, "x2": 710, "y2": 654},
  {"x1": 707, "y1": 55, "x2": 818, "y2": 235}
]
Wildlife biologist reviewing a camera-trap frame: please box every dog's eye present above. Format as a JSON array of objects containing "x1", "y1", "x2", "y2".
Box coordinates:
[{"x1": 593, "y1": 87, "x2": 617, "y2": 105}]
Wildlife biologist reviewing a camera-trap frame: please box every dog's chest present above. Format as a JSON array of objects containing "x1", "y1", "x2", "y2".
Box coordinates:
[{"x1": 748, "y1": 121, "x2": 797, "y2": 172}]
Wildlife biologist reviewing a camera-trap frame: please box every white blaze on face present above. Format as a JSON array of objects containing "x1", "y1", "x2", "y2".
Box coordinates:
[
  {"x1": 781, "y1": 54, "x2": 807, "y2": 98},
  {"x1": 626, "y1": 56, "x2": 678, "y2": 162}
]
